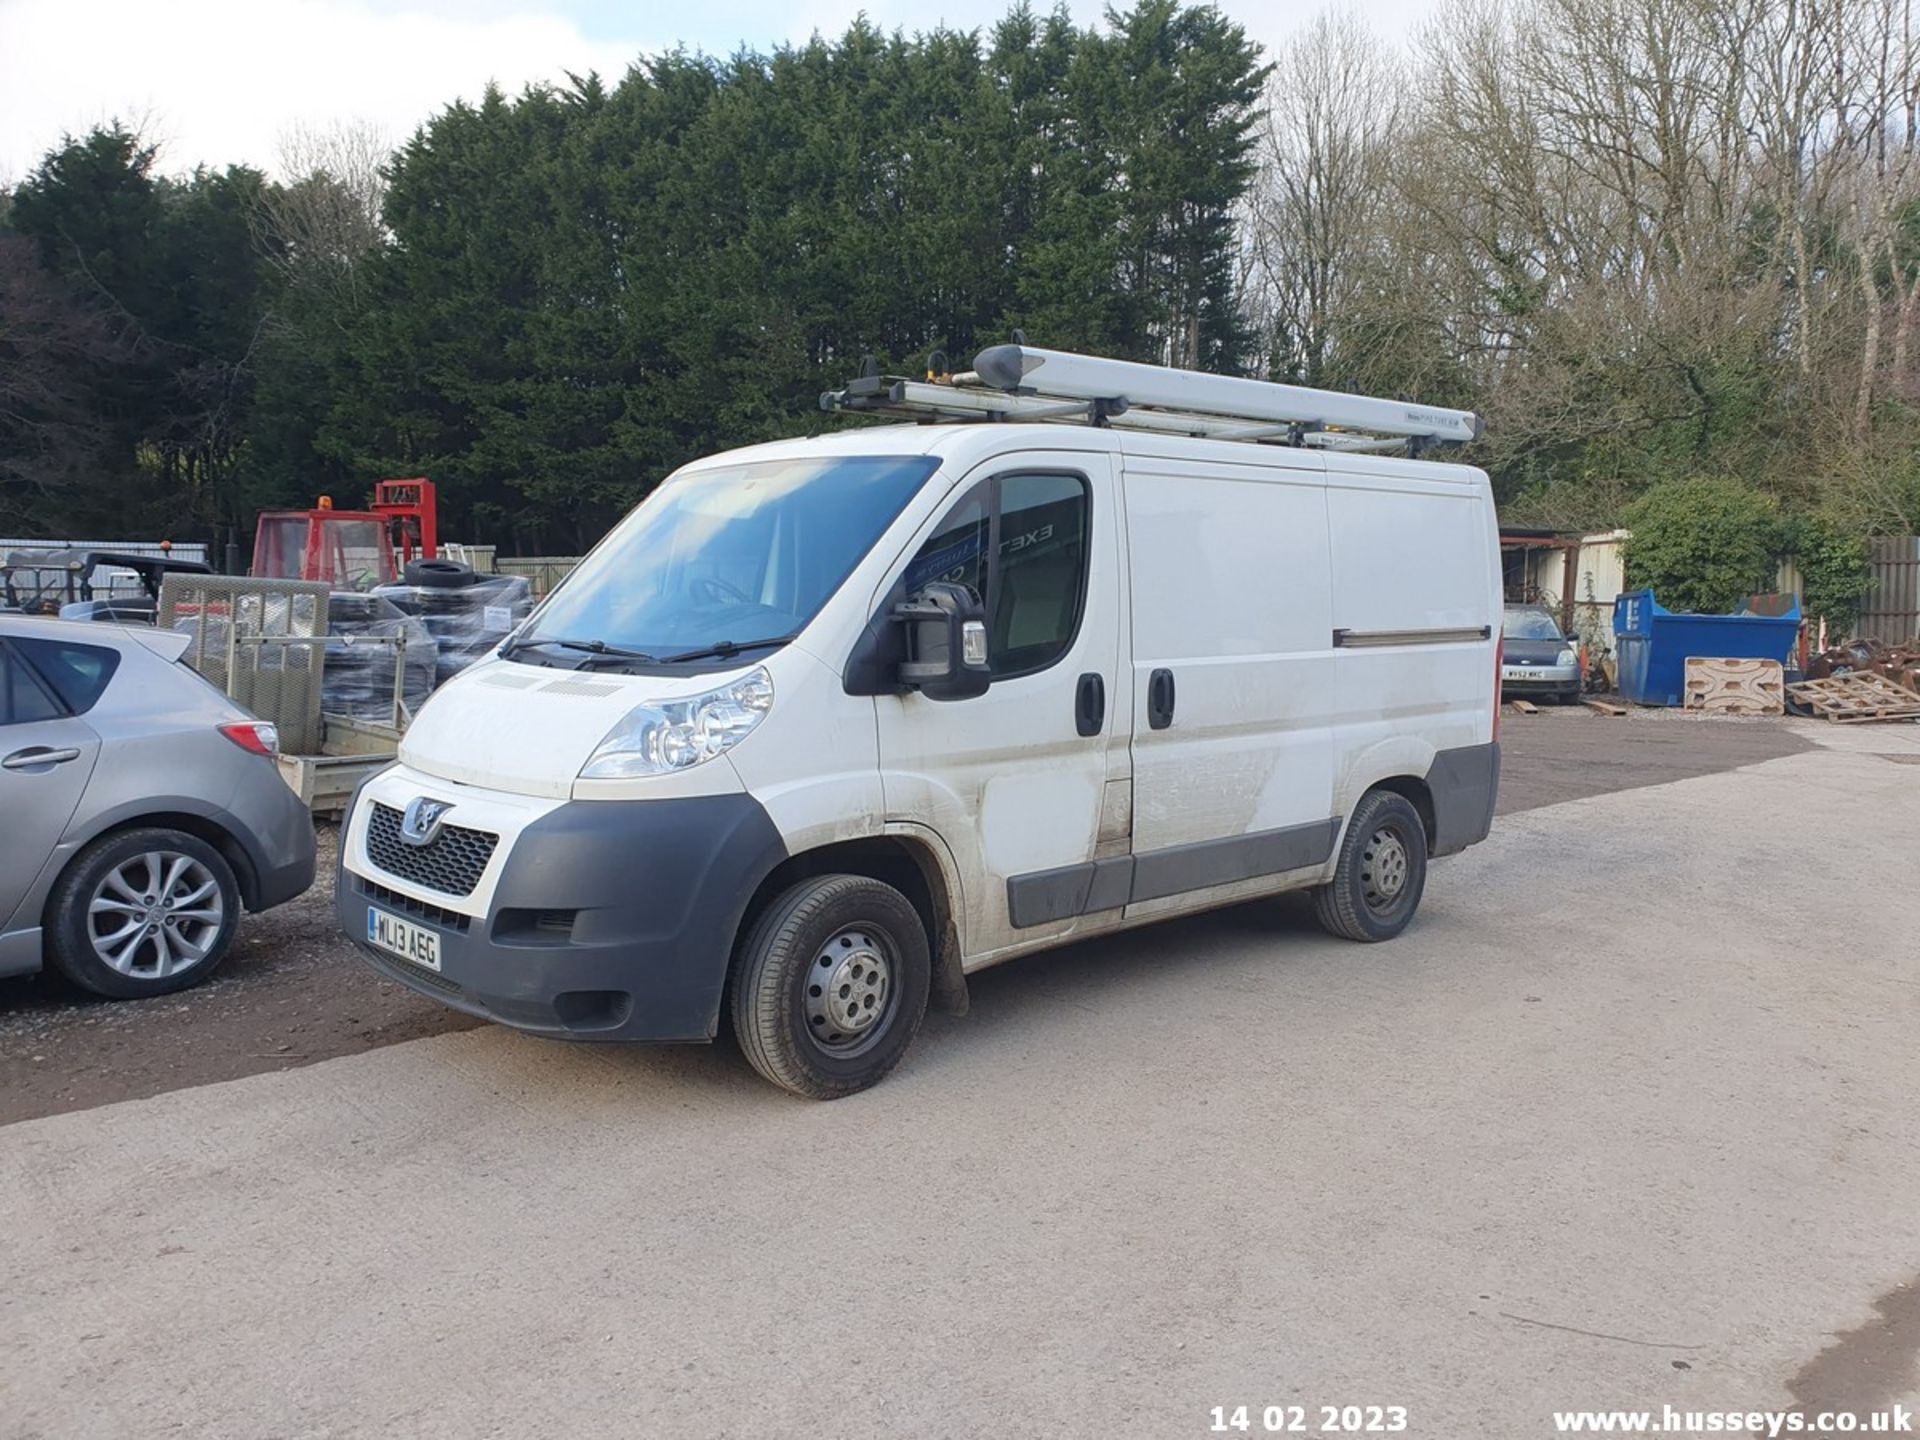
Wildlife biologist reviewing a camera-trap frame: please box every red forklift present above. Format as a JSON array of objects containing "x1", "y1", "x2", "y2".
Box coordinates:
[{"x1": 251, "y1": 479, "x2": 439, "y2": 588}]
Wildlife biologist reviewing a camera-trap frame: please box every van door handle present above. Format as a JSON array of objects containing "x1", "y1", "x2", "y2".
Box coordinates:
[
  {"x1": 1075, "y1": 672, "x2": 1106, "y2": 736},
  {"x1": 2, "y1": 746, "x2": 82, "y2": 771},
  {"x1": 1147, "y1": 668, "x2": 1176, "y2": 730}
]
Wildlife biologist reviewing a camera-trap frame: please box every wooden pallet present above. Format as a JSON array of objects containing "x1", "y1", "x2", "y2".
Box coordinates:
[
  {"x1": 1785, "y1": 671, "x2": 1920, "y2": 723},
  {"x1": 1683, "y1": 656, "x2": 1784, "y2": 715}
]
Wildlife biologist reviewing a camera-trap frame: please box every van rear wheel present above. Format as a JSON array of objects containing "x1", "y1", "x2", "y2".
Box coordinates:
[
  {"x1": 730, "y1": 874, "x2": 931, "y2": 1099},
  {"x1": 1311, "y1": 791, "x2": 1428, "y2": 943}
]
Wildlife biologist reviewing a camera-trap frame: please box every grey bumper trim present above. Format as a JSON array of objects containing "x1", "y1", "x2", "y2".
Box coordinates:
[
  {"x1": 1006, "y1": 818, "x2": 1340, "y2": 929},
  {"x1": 1427, "y1": 741, "x2": 1501, "y2": 856}
]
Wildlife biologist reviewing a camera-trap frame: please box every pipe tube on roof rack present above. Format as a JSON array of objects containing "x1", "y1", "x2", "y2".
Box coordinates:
[{"x1": 971, "y1": 345, "x2": 1482, "y2": 444}]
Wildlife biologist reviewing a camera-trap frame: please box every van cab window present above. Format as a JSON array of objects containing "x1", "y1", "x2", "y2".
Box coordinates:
[
  {"x1": 514, "y1": 455, "x2": 938, "y2": 667},
  {"x1": 905, "y1": 471, "x2": 1090, "y2": 678},
  {"x1": 903, "y1": 490, "x2": 988, "y2": 596}
]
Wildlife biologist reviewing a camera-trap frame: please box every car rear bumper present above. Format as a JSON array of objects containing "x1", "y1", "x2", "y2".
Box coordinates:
[
  {"x1": 336, "y1": 784, "x2": 787, "y2": 1044},
  {"x1": 227, "y1": 764, "x2": 319, "y2": 911},
  {"x1": 0, "y1": 927, "x2": 40, "y2": 980}
]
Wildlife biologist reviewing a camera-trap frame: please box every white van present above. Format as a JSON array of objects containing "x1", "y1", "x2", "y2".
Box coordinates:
[{"x1": 336, "y1": 348, "x2": 1502, "y2": 1098}]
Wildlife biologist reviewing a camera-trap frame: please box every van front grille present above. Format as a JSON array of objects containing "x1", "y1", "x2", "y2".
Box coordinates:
[
  {"x1": 364, "y1": 802, "x2": 498, "y2": 898},
  {"x1": 355, "y1": 876, "x2": 472, "y2": 933}
]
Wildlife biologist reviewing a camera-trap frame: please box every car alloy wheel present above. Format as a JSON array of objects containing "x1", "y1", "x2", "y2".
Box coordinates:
[{"x1": 86, "y1": 850, "x2": 227, "y2": 981}]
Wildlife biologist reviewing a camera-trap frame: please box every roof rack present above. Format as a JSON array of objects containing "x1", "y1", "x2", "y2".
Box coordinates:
[{"x1": 820, "y1": 344, "x2": 1483, "y2": 456}]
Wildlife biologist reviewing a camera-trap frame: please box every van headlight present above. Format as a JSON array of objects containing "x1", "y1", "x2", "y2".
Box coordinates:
[
  {"x1": 580, "y1": 667, "x2": 773, "y2": 778},
  {"x1": 1557, "y1": 647, "x2": 1578, "y2": 666}
]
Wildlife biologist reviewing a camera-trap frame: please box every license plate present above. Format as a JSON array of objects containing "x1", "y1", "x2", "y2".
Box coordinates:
[
  {"x1": 1502, "y1": 667, "x2": 1540, "y2": 681},
  {"x1": 367, "y1": 907, "x2": 442, "y2": 972}
]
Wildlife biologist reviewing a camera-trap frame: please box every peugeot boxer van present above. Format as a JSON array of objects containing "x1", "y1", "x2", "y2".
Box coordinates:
[{"x1": 336, "y1": 348, "x2": 1502, "y2": 1098}]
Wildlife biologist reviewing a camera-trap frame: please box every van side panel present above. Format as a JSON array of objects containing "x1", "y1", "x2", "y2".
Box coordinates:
[
  {"x1": 1120, "y1": 448, "x2": 1339, "y2": 919},
  {"x1": 1322, "y1": 457, "x2": 1501, "y2": 838}
]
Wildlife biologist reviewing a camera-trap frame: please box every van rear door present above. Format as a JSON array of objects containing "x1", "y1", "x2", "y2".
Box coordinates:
[{"x1": 1119, "y1": 444, "x2": 1339, "y2": 915}]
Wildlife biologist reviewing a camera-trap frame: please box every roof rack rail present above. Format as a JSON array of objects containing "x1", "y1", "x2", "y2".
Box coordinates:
[{"x1": 820, "y1": 344, "x2": 1483, "y2": 455}]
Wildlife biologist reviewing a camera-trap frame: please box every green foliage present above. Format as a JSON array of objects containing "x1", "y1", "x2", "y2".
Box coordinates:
[
  {"x1": 1, "y1": 4, "x2": 1268, "y2": 550},
  {"x1": 1621, "y1": 477, "x2": 1781, "y2": 614},
  {"x1": 3, "y1": 126, "x2": 283, "y2": 535},
  {"x1": 1781, "y1": 516, "x2": 1873, "y2": 635},
  {"x1": 261, "y1": 2, "x2": 1269, "y2": 549}
]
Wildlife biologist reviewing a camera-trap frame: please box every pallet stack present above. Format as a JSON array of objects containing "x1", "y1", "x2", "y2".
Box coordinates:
[{"x1": 1784, "y1": 672, "x2": 1920, "y2": 724}]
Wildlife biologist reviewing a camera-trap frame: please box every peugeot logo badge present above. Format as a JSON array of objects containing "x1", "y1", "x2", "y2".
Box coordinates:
[{"x1": 400, "y1": 796, "x2": 453, "y2": 847}]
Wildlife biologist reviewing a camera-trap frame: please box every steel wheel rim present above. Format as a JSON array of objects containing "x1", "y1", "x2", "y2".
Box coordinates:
[
  {"x1": 1360, "y1": 827, "x2": 1411, "y2": 912},
  {"x1": 87, "y1": 851, "x2": 225, "y2": 981},
  {"x1": 803, "y1": 927, "x2": 895, "y2": 1056}
]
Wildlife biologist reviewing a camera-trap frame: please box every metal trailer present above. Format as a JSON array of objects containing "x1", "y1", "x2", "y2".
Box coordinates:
[{"x1": 159, "y1": 574, "x2": 410, "y2": 817}]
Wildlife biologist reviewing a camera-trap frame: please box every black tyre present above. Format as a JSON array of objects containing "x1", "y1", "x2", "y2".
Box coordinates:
[
  {"x1": 1311, "y1": 791, "x2": 1429, "y2": 943},
  {"x1": 401, "y1": 558, "x2": 478, "y2": 589},
  {"x1": 45, "y1": 828, "x2": 241, "y2": 998},
  {"x1": 730, "y1": 874, "x2": 930, "y2": 1099}
]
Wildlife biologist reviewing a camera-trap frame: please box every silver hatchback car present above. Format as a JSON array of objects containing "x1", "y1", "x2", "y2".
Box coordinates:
[{"x1": 1, "y1": 615, "x2": 316, "y2": 998}]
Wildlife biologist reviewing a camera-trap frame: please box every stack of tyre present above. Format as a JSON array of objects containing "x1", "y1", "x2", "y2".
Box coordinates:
[
  {"x1": 373, "y1": 560, "x2": 534, "y2": 688},
  {"x1": 322, "y1": 593, "x2": 437, "y2": 721}
]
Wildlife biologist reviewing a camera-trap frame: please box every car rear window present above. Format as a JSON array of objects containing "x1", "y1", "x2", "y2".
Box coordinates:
[{"x1": 13, "y1": 636, "x2": 122, "y2": 715}]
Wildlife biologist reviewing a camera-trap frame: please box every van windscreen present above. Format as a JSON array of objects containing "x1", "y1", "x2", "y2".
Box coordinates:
[{"x1": 518, "y1": 454, "x2": 938, "y2": 664}]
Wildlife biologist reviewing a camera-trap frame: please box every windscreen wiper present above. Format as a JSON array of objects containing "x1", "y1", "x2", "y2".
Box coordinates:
[
  {"x1": 661, "y1": 635, "x2": 798, "y2": 664},
  {"x1": 501, "y1": 636, "x2": 659, "y2": 662}
]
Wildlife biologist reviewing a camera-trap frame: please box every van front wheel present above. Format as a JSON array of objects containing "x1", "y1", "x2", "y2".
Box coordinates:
[
  {"x1": 1311, "y1": 791, "x2": 1429, "y2": 943},
  {"x1": 730, "y1": 874, "x2": 931, "y2": 1099}
]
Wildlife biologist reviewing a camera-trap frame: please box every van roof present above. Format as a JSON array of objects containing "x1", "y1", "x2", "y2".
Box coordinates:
[
  {"x1": 679, "y1": 421, "x2": 1487, "y2": 487},
  {"x1": 676, "y1": 422, "x2": 1122, "y2": 472}
]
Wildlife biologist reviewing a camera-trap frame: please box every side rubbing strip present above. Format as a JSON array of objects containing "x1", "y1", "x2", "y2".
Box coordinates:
[
  {"x1": 1128, "y1": 818, "x2": 1340, "y2": 904},
  {"x1": 1005, "y1": 862, "x2": 1095, "y2": 929},
  {"x1": 1006, "y1": 820, "x2": 1339, "y2": 928},
  {"x1": 1332, "y1": 625, "x2": 1492, "y2": 649}
]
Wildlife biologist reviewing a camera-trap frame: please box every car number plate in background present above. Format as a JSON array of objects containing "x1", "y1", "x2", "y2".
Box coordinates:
[
  {"x1": 1502, "y1": 667, "x2": 1538, "y2": 681},
  {"x1": 368, "y1": 907, "x2": 442, "y2": 971}
]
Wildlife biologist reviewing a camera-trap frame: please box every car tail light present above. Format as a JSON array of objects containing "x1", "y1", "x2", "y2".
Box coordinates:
[
  {"x1": 1492, "y1": 634, "x2": 1504, "y2": 742},
  {"x1": 219, "y1": 721, "x2": 280, "y2": 757}
]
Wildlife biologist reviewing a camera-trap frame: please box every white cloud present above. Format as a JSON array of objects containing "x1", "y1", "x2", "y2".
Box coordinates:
[{"x1": 0, "y1": 0, "x2": 650, "y2": 180}]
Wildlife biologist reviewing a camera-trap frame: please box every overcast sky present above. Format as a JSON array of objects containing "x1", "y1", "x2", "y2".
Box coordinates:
[{"x1": 0, "y1": 0, "x2": 1439, "y2": 183}]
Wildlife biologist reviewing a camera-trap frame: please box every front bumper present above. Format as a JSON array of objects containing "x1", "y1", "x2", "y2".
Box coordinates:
[{"x1": 337, "y1": 785, "x2": 786, "y2": 1044}]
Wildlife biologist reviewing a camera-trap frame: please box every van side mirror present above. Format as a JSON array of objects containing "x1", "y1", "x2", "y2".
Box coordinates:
[{"x1": 892, "y1": 581, "x2": 991, "y2": 701}]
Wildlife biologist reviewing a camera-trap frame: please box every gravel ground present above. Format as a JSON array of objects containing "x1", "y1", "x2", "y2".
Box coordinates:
[
  {"x1": 0, "y1": 710, "x2": 1817, "y2": 1125},
  {"x1": 0, "y1": 826, "x2": 478, "y2": 1125}
]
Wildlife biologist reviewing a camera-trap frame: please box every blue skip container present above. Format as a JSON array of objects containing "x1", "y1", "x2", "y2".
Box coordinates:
[{"x1": 1612, "y1": 589, "x2": 1802, "y2": 707}]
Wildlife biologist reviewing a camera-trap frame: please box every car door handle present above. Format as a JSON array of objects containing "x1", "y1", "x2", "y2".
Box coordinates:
[
  {"x1": 2, "y1": 746, "x2": 82, "y2": 771},
  {"x1": 1147, "y1": 668, "x2": 1176, "y2": 730},
  {"x1": 1075, "y1": 672, "x2": 1106, "y2": 737}
]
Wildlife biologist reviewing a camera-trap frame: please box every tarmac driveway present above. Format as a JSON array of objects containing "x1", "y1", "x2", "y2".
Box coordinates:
[{"x1": 3, "y1": 722, "x2": 1918, "y2": 1438}]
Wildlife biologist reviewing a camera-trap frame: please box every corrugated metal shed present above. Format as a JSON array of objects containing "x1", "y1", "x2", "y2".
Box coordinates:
[{"x1": 1859, "y1": 536, "x2": 1920, "y2": 644}]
